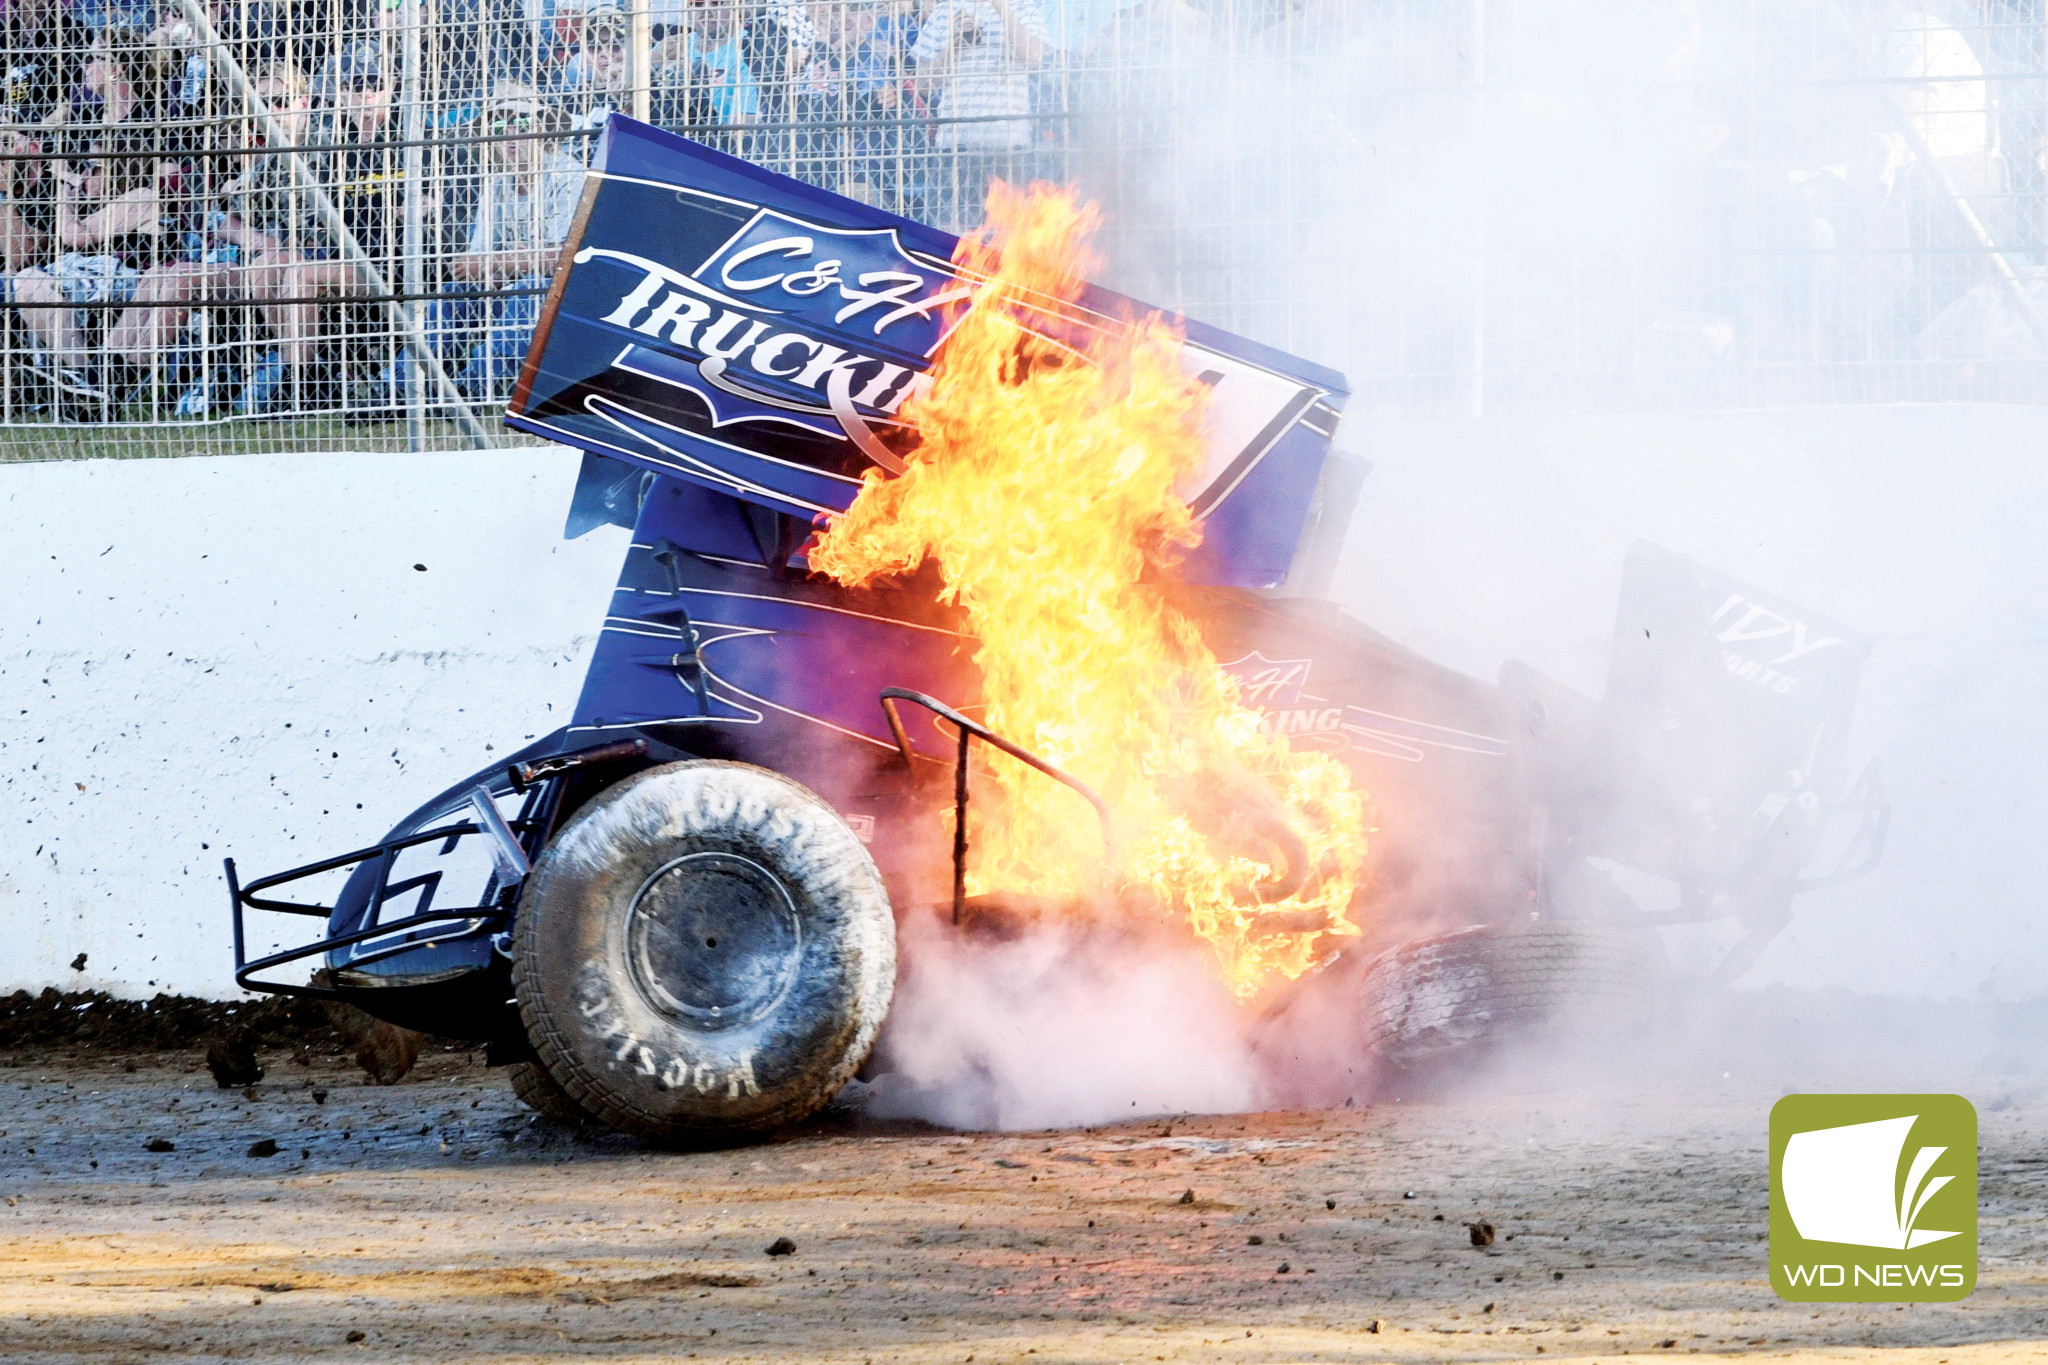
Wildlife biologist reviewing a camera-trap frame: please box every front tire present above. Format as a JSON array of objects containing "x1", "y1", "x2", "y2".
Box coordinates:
[
  {"x1": 1358, "y1": 921, "x2": 1650, "y2": 1071},
  {"x1": 512, "y1": 761, "x2": 895, "y2": 1142}
]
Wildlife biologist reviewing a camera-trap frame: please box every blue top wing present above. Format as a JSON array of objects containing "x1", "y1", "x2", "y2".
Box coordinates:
[{"x1": 510, "y1": 115, "x2": 1349, "y2": 588}]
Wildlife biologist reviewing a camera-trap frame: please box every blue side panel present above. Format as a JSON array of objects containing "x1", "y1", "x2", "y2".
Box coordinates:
[
  {"x1": 515, "y1": 115, "x2": 1349, "y2": 589},
  {"x1": 570, "y1": 475, "x2": 976, "y2": 757}
]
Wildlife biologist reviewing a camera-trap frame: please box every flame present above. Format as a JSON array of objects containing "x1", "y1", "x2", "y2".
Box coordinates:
[{"x1": 809, "y1": 183, "x2": 1366, "y2": 997}]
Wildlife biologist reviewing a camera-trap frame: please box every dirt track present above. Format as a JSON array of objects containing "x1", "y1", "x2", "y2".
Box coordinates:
[{"x1": 0, "y1": 1051, "x2": 2041, "y2": 1364}]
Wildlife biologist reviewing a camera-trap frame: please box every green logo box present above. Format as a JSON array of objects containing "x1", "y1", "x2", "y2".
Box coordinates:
[{"x1": 1769, "y1": 1094, "x2": 1977, "y2": 1302}]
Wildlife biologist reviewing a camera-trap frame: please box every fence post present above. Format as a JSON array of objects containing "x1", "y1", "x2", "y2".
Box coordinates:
[
  {"x1": 630, "y1": 0, "x2": 652, "y2": 125},
  {"x1": 402, "y1": 0, "x2": 426, "y2": 450},
  {"x1": 1469, "y1": 0, "x2": 1487, "y2": 420}
]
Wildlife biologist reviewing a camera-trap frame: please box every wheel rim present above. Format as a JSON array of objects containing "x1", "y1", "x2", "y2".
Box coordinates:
[{"x1": 623, "y1": 852, "x2": 803, "y2": 1031}]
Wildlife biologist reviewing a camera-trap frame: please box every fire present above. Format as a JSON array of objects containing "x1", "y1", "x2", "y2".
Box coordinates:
[{"x1": 809, "y1": 183, "x2": 1366, "y2": 997}]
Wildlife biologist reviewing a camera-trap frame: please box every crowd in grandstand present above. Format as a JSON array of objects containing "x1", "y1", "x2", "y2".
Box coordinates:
[
  {"x1": 0, "y1": 0, "x2": 2036, "y2": 423},
  {"x1": 0, "y1": 0, "x2": 1130, "y2": 422}
]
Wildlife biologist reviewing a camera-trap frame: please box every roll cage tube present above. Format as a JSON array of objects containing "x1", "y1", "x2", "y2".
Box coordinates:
[{"x1": 225, "y1": 738, "x2": 651, "y2": 1001}]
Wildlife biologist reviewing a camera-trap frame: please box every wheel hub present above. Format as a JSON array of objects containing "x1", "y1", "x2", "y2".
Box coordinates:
[{"x1": 623, "y1": 852, "x2": 802, "y2": 1030}]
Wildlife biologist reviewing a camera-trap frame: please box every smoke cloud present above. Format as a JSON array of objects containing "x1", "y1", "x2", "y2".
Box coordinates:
[
  {"x1": 869, "y1": 0, "x2": 2048, "y2": 1128},
  {"x1": 866, "y1": 912, "x2": 1260, "y2": 1130}
]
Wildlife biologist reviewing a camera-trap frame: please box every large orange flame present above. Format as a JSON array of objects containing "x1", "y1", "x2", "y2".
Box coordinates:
[{"x1": 810, "y1": 183, "x2": 1365, "y2": 997}]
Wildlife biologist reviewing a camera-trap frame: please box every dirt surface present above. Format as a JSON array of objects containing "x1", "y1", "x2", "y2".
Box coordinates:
[{"x1": 0, "y1": 1051, "x2": 2040, "y2": 1364}]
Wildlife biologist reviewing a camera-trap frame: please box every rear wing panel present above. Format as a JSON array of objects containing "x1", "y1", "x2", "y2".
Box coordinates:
[{"x1": 510, "y1": 116, "x2": 1348, "y2": 588}]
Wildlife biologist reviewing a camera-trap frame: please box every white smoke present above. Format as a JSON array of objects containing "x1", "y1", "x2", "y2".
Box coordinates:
[
  {"x1": 865, "y1": 0, "x2": 2048, "y2": 1130},
  {"x1": 864, "y1": 911, "x2": 1260, "y2": 1130}
]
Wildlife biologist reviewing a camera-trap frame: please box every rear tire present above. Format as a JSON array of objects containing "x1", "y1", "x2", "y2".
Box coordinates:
[
  {"x1": 512, "y1": 760, "x2": 895, "y2": 1143},
  {"x1": 508, "y1": 1060, "x2": 586, "y2": 1126},
  {"x1": 1358, "y1": 921, "x2": 1649, "y2": 1071}
]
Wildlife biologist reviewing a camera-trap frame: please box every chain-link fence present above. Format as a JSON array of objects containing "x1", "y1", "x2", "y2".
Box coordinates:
[{"x1": 2, "y1": 0, "x2": 2044, "y2": 460}]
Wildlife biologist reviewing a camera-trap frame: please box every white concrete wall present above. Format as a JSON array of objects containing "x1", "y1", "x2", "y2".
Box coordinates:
[
  {"x1": 1, "y1": 447, "x2": 627, "y2": 999},
  {"x1": 5, "y1": 406, "x2": 2044, "y2": 1001}
]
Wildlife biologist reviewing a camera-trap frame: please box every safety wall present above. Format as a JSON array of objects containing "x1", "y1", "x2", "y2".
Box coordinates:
[
  {"x1": 6, "y1": 405, "x2": 2047, "y2": 1001},
  {"x1": 1, "y1": 446, "x2": 625, "y2": 999}
]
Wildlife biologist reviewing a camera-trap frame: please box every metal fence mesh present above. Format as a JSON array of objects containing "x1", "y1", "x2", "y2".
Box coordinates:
[{"x1": 2, "y1": 0, "x2": 2044, "y2": 460}]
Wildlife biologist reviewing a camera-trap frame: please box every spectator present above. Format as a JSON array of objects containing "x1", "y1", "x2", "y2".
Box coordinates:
[
  {"x1": 550, "y1": 1, "x2": 631, "y2": 131},
  {"x1": 60, "y1": 24, "x2": 171, "y2": 131},
  {"x1": 788, "y1": 0, "x2": 875, "y2": 190},
  {"x1": 359, "y1": 86, "x2": 580, "y2": 406},
  {"x1": 0, "y1": 126, "x2": 61, "y2": 275},
  {"x1": 909, "y1": 0, "x2": 1048, "y2": 230},
  {"x1": 5, "y1": 0, "x2": 89, "y2": 130},
  {"x1": 65, "y1": 0, "x2": 160, "y2": 39},
  {"x1": 229, "y1": 37, "x2": 400, "y2": 407},
  {"x1": 681, "y1": 1, "x2": 762, "y2": 133},
  {"x1": 853, "y1": 0, "x2": 928, "y2": 215},
  {"x1": 3, "y1": 32, "x2": 187, "y2": 404},
  {"x1": 739, "y1": 0, "x2": 818, "y2": 167},
  {"x1": 789, "y1": 0, "x2": 927, "y2": 212},
  {"x1": 6, "y1": 131, "x2": 173, "y2": 402},
  {"x1": 120, "y1": 63, "x2": 312, "y2": 416}
]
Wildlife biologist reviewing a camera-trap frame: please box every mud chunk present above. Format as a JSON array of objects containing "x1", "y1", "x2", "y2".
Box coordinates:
[
  {"x1": 1468, "y1": 1220, "x2": 1497, "y2": 1247},
  {"x1": 1326, "y1": 1199, "x2": 1336, "y2": 1209},
  {"x1": 1367, "y1": 1319, "x2": 1386, "y2": 1334},
  {"x1": 311, "y1": 1089, "x2": 328, "y2": 1104},
  {"x1": 1178, "y1": 1189, "x2": 1195, "y2": 1205},
  {"x1": 311, "y1": 979, "x2": 422, "y2": 1085},
  {"x1": 346, "y1": 1331, "x2": 365, "y2": 1343},
  {"x1": 1247, "y1": 1235, "x2": 1264, "y2": 1246},
  {"x1": 203, "y1": 1025, "x2": 264, "y2": 1088},
  {"x1": 246, "y1": 1138, "x2": 279, "y2": 1158},
  {"x1": 353, "y1": 1021, "x2": 420, "y2": 1086},
  {"x1": 1276, "y1": 1262, "x2": 1291, "y2": 1274},
  {"x1": 143, "y1": 1137, "x2": 174, "y2": 1153},
  {"x1": 70, "y1": 953, "x2": 87, "y2": 972},
  {"x1": 764, "y1": 1237, "x2": 796, "y2": 1257}
]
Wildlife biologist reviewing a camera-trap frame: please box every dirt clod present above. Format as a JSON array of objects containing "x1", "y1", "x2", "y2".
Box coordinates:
[
  {"x1": 143, "y1": 1137, "x2": 173, "y2": 1153},
  {"x1": 352, "y1": 1021, "x2": 420, "y2": 1086},
  {"x1": 1325, "y1": 1198, "x2": 1336, "y2": 1209},
  {"x1": 1276, "y1": 1262, "x2": 1291, "y2": 1274},
  {"x1": 311, "y1": 978, "x2": 424, "y2": 1086},
  {"x1": 1247, "y1": 1235, "x2": 1263, "y2": 1245},
  {"x1": 764, "y1": 1237, "x2": 797, "y2": 1257},
  {"x1": 346, "y1": 1330, "x2": 365, "y2": 1343},
  {"x1": 1367, "y1": 1319, "x2": 1386, "y2": 1334},
  {"x1": 1178, "y1": 1189, "x2": 1195, "y2": 1204},
  {"x1": 204, "y1": 1026, "x2": 263, "y2": 1089},
  {"x1": 1468, "y1": 1220, "x2": 1497, "y2": 1247},
  {"x1": 246, "y1": 1138, "x2": 279, "y2": 1158},
  {"x1": 69, "y1": 954, "x2": 86, "y2": 972}
]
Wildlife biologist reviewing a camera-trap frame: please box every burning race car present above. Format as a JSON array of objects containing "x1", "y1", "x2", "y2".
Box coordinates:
[{"x1": 225, "y1": 118, "x2": 1886, "y2": 1139}]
